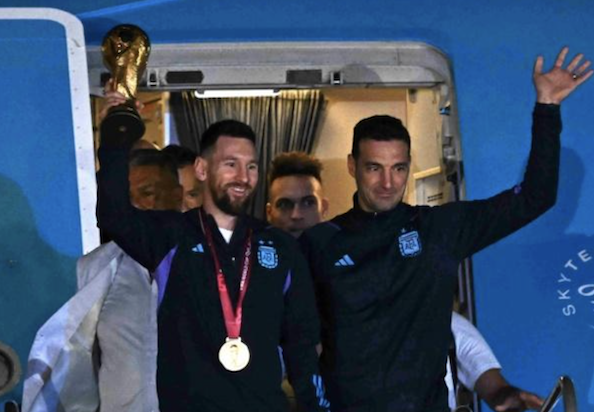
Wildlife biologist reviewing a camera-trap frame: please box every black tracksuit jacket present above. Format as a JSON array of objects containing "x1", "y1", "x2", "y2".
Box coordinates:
[
  {"x1": 300, "y1": 104, "x2": 561, "y2": 412},
  {"x1": 96, "y1": 143, "x2": 329, "y2": 412}
]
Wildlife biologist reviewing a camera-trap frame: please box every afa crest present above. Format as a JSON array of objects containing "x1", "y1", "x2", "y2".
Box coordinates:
[
  {"x1": 258, "y1": 245, "x2": 278, "y2": 269},
  {"x1": 398, "y1": 231, "x2": 422, "y2": 257}
]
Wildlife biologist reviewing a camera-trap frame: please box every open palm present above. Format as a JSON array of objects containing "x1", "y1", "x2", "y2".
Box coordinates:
[{"x1": 533, "y1": 47, "x2": 592, "y2": 104}]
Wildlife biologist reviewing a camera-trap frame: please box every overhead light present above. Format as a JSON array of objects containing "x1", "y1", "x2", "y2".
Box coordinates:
[{"x1": 195, "y1": 89, "x2": 280, "y2": 98}]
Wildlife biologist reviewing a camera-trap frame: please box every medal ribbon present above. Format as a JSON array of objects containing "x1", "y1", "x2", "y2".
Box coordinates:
[{"x1": 199, "y1": 210, "x2": 253, "y2": 339}]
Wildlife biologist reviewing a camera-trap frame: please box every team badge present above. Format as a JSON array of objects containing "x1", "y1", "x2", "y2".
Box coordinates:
[
  {"x1": 258, "y1": 245, "x2": 278, "y2": 269},
  {"x1": 398, "y1": 231, "x2": 422, "y2": 257}
]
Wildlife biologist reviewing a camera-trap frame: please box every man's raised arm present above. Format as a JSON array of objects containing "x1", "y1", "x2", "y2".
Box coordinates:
[{"x1": 96, "y1": 88, "x2": 180, "y2": 271}]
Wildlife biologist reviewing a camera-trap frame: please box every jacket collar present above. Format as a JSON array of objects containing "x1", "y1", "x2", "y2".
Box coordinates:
[
  {"x1": 188, "y1": 207, "x2": 266, "y2": 248},
  {"x1": 330, "y1": 192, "x2": 414, "y2": 233},
  {"x1": 350, "y1": 192, "x2": 408, "y2": 220}
]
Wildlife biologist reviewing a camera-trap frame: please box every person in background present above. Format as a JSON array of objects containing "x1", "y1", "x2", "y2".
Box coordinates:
[
  {"x1": 163, "y1": 144, "x2": 202, "y2": 211},
  {"x1": 447, "y1": 312, "x2": 543, "y2": 412},
  {"x1": 267, "y1": 151, "x2": 328, "y2": 238},
  {"x1": 22, "y1": 147, "x2": 183, "y2": 412}
]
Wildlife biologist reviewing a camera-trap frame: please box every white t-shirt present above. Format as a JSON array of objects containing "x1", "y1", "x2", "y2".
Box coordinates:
[
  {"x1": 219, "y1": 227, "x2": 233, "y2": 243},
  {"x1": 445, "y1": 312, "x2": 502, "y2": 409}
]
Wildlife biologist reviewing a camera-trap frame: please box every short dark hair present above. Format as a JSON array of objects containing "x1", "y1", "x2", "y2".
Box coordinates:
[
  {"x1": 128, "y1": 149, "x2": 179, "y2": 180},
  {"x1": 352, "y1": 115, "x2": 411, "y2": 159},
  {"x1": 162, "y1": 144, "x2": 198, "y2": 168},
  {"x1": 269, "y1": 151, "x2": 323, "y2": 186},
  {"x1": 200, "y1": 119, "x2": 256, "y2": 156}
]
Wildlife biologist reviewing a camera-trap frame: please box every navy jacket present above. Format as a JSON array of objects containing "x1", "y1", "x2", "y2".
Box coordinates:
[
  {"x1": 301, "y1": 104, "x2": 561, "y2": 412},
  {"x1": 97, "y1": 143, "x2": 329, "y2": 412}
]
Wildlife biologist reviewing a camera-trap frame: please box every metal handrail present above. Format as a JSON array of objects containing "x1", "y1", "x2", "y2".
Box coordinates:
[
  {"x1": 3, "y1": 400, "x2": 19, "y2": 412},
  {"x1": 539, "y1": 376, "x2": 577, "y2": 412}
]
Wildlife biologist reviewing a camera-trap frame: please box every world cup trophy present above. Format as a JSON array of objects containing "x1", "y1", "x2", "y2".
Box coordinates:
[{"x1": 100, "y1": 24, "x2": 151, "y2": 144}]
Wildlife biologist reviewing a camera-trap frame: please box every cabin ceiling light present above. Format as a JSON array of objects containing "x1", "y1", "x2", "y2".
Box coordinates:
[{"x1": 195, "y1": 89, "x2": 280, "y2": 98}]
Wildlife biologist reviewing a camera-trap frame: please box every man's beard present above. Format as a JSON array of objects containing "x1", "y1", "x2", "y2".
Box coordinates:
[{"x1": 210, "y1": 181, "x2": 253, "y2": 216}]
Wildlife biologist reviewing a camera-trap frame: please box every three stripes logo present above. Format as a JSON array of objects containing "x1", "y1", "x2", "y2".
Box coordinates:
[
  {"x1": 312, "y1": 374, "x2": 331, "y2": 409},
  {"x1": 334, "y1": 254, "x2": 354, "y2": 267},
  {"x1": 191, "y1": 243, "x2": 204, "y2": 253}
]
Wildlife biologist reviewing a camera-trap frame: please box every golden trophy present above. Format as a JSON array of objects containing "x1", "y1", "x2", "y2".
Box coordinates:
[{"x1": 100, "y1": 24, "x2": 151, "y2": 143}]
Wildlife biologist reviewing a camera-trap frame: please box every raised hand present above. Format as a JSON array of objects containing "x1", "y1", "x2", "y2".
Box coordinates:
[
  {"x1": 533, "y1": 47, "x2": 592, "y2": 105},
  {"x1": 98, "y1": 78, "x2": 144, "y2": 122}
]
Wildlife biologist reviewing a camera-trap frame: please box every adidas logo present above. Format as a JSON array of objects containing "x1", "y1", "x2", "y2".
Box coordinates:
[
  {"x1": 334, "y1": 254, "x2": 354, "y2": 267},
  {"x1": 191, "y1": 243, "x2": 204, "y2": 253}
]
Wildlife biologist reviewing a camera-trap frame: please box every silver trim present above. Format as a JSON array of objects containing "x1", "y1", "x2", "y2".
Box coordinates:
[
  {"x1": 1, "y1": 8, "x2": 99, "y2": 254},
  {"x1": 87, "y1": 41, "x2": 452, "y2": 91},
  {"x1": 0, "y1": 341, "x2": 21, "y2": 397},
  {"x1": 540, "y1": 375, "x2": 578, "y2": 412}
]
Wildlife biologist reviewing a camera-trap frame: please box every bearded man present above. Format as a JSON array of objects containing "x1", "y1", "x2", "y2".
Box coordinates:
[{"x1": 96, "y1": 119, "x2": 329, "y2": 412}]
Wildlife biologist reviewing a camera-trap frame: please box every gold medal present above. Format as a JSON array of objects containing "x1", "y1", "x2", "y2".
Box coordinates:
[
  {"x1": 200, "y1": 212, "x2": 253, "y2": 373},
  {"x1": 218, "y1": 337, "x2": 250, "y2": 372}
]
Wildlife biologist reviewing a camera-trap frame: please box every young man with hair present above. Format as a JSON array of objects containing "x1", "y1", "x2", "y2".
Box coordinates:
[
  {"x1": 300, "y1": 48, "x2": 591, "y2": 412},
  {"x1": 96, "y1": 118, "x2": 329, "y2": 412},
  {"x1": 267, "y1": 151, "x2": 328, "y2": 238},
  {"x1": 162, "y1": 144, "x2": 203, "y2": 212},
  {"x1": 23, "y1": 148, "x2": 183, "y2": 412}
]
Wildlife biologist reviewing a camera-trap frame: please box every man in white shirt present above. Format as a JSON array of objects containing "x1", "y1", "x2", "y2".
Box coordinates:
[
  {"x1": 23, "y1": 147, "x2": 182, "y2": 412},
  {"x1": 446, "y1": 312, "x2": 543, "y2": 412}
]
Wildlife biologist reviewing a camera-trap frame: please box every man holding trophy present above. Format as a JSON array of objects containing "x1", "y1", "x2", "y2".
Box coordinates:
[{"x1": 95, "y1": 26, "x2": 330, "y2": 412}]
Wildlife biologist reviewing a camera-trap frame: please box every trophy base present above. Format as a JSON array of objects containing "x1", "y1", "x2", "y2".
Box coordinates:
[{"x1": 100, "y1": 104, "x2": 146, "y2": 146}]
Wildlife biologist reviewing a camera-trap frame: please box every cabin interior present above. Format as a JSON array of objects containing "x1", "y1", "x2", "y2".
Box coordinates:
[
  {"x1": 90, "y1": 83, "x2": 477, "y2": 406},
  {"x1": 91, "y1": 83, "x2": 473, "y2": 318},
  {"x1": 92, "y1": 86, "x2": 454, "y2": 219}
]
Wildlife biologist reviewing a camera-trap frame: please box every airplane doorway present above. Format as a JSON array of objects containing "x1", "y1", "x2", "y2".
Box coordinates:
[
  {"x1": 88, "y1": 41, "x2": 465, "y2": 219},
  {"x1": 88, "y1": 39, "x2": 472, "y2": 311},
  {"x1": 88, "y1": 43, "x2": 476, "y2": 408}
]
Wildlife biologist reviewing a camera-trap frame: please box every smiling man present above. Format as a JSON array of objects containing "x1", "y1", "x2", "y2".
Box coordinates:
[
  {"x1": 347, "y1": 119, "x2": 411, "y2": 214},
  {"x1": 96, "y1": 119, "x2": 329, "y2": 412},
  {"x1": 300, "y1": 47, "x2": 592, "y2": 412}
]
